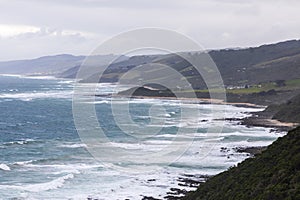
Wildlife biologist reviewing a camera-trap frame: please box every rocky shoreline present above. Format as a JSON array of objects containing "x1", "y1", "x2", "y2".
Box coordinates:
[
  {"x1": 241, "y1": 115, "x2": 298, "y2": 132},
  {"x1": 140, "y1": 105, "x2": 298, "y2": 200},
  {"x1": 140, "y1": 146, "x2": 270, "y2": 200},
  {"x1": 142, "y1": 174, "x2": 210, "y2": 200},
  {"x1": 88, "y1": 93, "x2": 297, "y2": 200},
  {"x1": 138, "y1": 112, "x2": 292, "y2": 200}
]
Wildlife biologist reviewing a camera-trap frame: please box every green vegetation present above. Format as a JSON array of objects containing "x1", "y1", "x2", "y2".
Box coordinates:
[
  {"x1": 78, "y1": 40, "x2": 300, "y2": 91},
  {"x1": 184, "y1": 126, "x2": 300, "y2": 200},
  {"x1": 163, "y1": 78, "x2": 300, "y2": 95},
  {"x1": 265, "y1": 94, "x2": 300, "y2": 123},
  {"x1": 286, "y1": 79, "x2": 300, "y2": 88},
  {"x1": 225, "y1": 78, "x2": 300, "y2": 94},
  {"x1": 226, "y1": 87, "x2": 263, "y2": 94}
]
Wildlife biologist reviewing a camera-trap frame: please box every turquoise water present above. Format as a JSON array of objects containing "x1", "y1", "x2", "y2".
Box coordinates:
[{"x1": 0, "y1": 75, "x2": 283, "y2": 199}]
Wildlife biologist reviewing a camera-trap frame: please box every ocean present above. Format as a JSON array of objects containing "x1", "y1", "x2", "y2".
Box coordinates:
[{"x1": 0, "y1": 75, "x2": 283, "y2": 199}]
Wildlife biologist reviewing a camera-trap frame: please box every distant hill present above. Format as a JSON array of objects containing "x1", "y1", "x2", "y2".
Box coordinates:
[
  {"x1": 79, "y1": 54, "x2": 159, "y2": 83},
  {"x1": 210, "y1": 40, "x2": 300, "y2": 86},
  {"x1": 1, "y1": 40, "x2": 300, "y2": 90},
  {"x1": 183, "y1": 126, "x2": 300, "y2": 200},
  {"x1": 80, "y1": 40, "x2": 300, "y2": 90},
  {"x1": 0, "y1": 54, "x2": 128, "y2": 77},
  {"x1": 1, "y1": 40, "x2": 300, "y2": 106},
  {"x1": 0, "y1": 54, "x2": 84, "y2": 75}
]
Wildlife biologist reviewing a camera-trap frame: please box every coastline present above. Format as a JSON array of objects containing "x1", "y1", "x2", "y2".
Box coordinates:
[
  {"x1": 105, "y1": 94, "x2": 297, "y2": 200},
  {"x1": 112, "y1": 94, "x2": 265, "y2": 109},
  {"x1": 114, "y1": 94, "x2": 298, "y2": 130},
  {"x1": 241, "y1": 115, "x2": 298, "y2": 132}
]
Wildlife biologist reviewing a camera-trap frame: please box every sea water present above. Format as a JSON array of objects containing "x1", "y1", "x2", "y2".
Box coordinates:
[{"x1": 0, "y1": 75, "x2": 283, "y2": 199}]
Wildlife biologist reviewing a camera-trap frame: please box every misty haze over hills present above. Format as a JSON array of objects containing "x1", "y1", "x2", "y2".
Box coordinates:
[
  {"x1": 1, "y1": 39, "x2": 300, "y2": 91},
  {"x1": 0, "y1": 54, "x2": 128, "y2": 77}
]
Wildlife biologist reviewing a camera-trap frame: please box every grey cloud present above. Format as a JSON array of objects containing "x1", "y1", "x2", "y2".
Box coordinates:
[{"x1": 0, "y1": 0, "x2": 300, "y2": 60}]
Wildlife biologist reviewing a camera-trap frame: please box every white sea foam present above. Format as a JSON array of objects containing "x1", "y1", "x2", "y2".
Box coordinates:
[
  {"x1": 0, "y1": 83, "x2": 284, "y2": 199},
  {"x1": 2, "y1": 139, "x2": 38, "y2": 146},
  {"x1": 22, "y1": 76, "x2": 58, "y2": 80},
  {"x1": 86, "y1": 100, "x2": 110, "y2": 104},
  {"x1": 20, "y1": 163, "x2": 102, "y2": 171},
  {"x1": 164, "y1": 113, "x2": 171, "y2": 117},
  {"x1": 0, "y1": 74, "x2": 62, "y2": 80},
  {"x1": 0, "y1": 174, "x2": 74, "y2": 192},
  {"x1": 137, "y1": 115, "x2": 151, "y2": 119},
  {"x1": 0, "y1": 91, "x2": 73, "y2": 101},
  {"x1": 0, "y1": 163, "x2": 10, "y2": 171},
  {"x1": 13, "y1": 160, "x2": 35, "y2": 166},
  {"x1": 58, "y1": 80, "x2": 75, "y2": 84},
  {"x1": 60, "y1": 143, "x2": 87, "y2": 148},
  {"x1": 153, "y1": 134, "x2": 178, "y2": 138},
  {"x1": 220, "y1": 131, "x2": 279, "y2": 138}
]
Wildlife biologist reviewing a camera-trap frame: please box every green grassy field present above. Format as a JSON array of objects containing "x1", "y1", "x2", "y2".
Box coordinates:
[
  {"x1": 226, "y1": 79, "x2": 300, "y2": 94},
  {"x1": 174, "y1": 78, "x2": 300, "y2": 95}
]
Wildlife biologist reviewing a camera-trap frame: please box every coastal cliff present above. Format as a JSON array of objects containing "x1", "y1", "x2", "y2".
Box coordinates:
[{"x1": 183, "y1": 126, "x2": 300, "y2": 200}]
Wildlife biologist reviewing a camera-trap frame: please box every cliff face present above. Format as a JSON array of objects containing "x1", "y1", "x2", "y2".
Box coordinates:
[
  {"x1": 183, "y1": 126, "x2": 300, "y2": 200},
  {"x1": 270, "y1": 94, "x2": 300, "y2": 123}
]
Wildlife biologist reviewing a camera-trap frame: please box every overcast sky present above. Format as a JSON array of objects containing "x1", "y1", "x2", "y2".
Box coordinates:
[{"x1": 0, "y1": 0, "x2": 299, "y2": 61}]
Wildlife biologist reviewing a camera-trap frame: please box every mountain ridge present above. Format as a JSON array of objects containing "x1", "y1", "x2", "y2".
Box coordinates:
[{"x1": 1, "y1": 39, "x2": 300, "y2": 89}]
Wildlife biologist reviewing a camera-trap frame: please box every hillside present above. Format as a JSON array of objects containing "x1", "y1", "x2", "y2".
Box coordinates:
[
  {"x1": 1, "y1": 40, "x2": 300, "y2": 107},
  {"x1": 210, "y1": 40, "x2": 300, "y2": 86},
  {"x1": 0, "y1": 54, "x2": 127, "y2": 77},
  {"x1": 79, "y1": 55, "x2": 159, "y2": 83},
  {"x1": 1, "y1": 40, "x2": 300, "y2": 94},
  {"x1": 183, "y1": 94, "x2": 300, "y2": 199},
  {"x1": 183, "y1": 126, "x2": 300, "y2": 200},
  {"x1": 262, "y1": 93, "x2": 300, "y2": 123},
  {"x1": 0, "y1": 54, "x2": 84, "y2": 75},
  {"x1": 118, "y1": 82, "x2": 300, "y2": 106},
  {"x1": 81, "y1": 40, "x2": 300, "y2": 91}
]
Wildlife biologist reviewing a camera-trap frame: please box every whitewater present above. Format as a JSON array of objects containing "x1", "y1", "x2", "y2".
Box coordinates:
[{"x1": 0, "y1": 74, "x2": 284, "y2": 199}]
